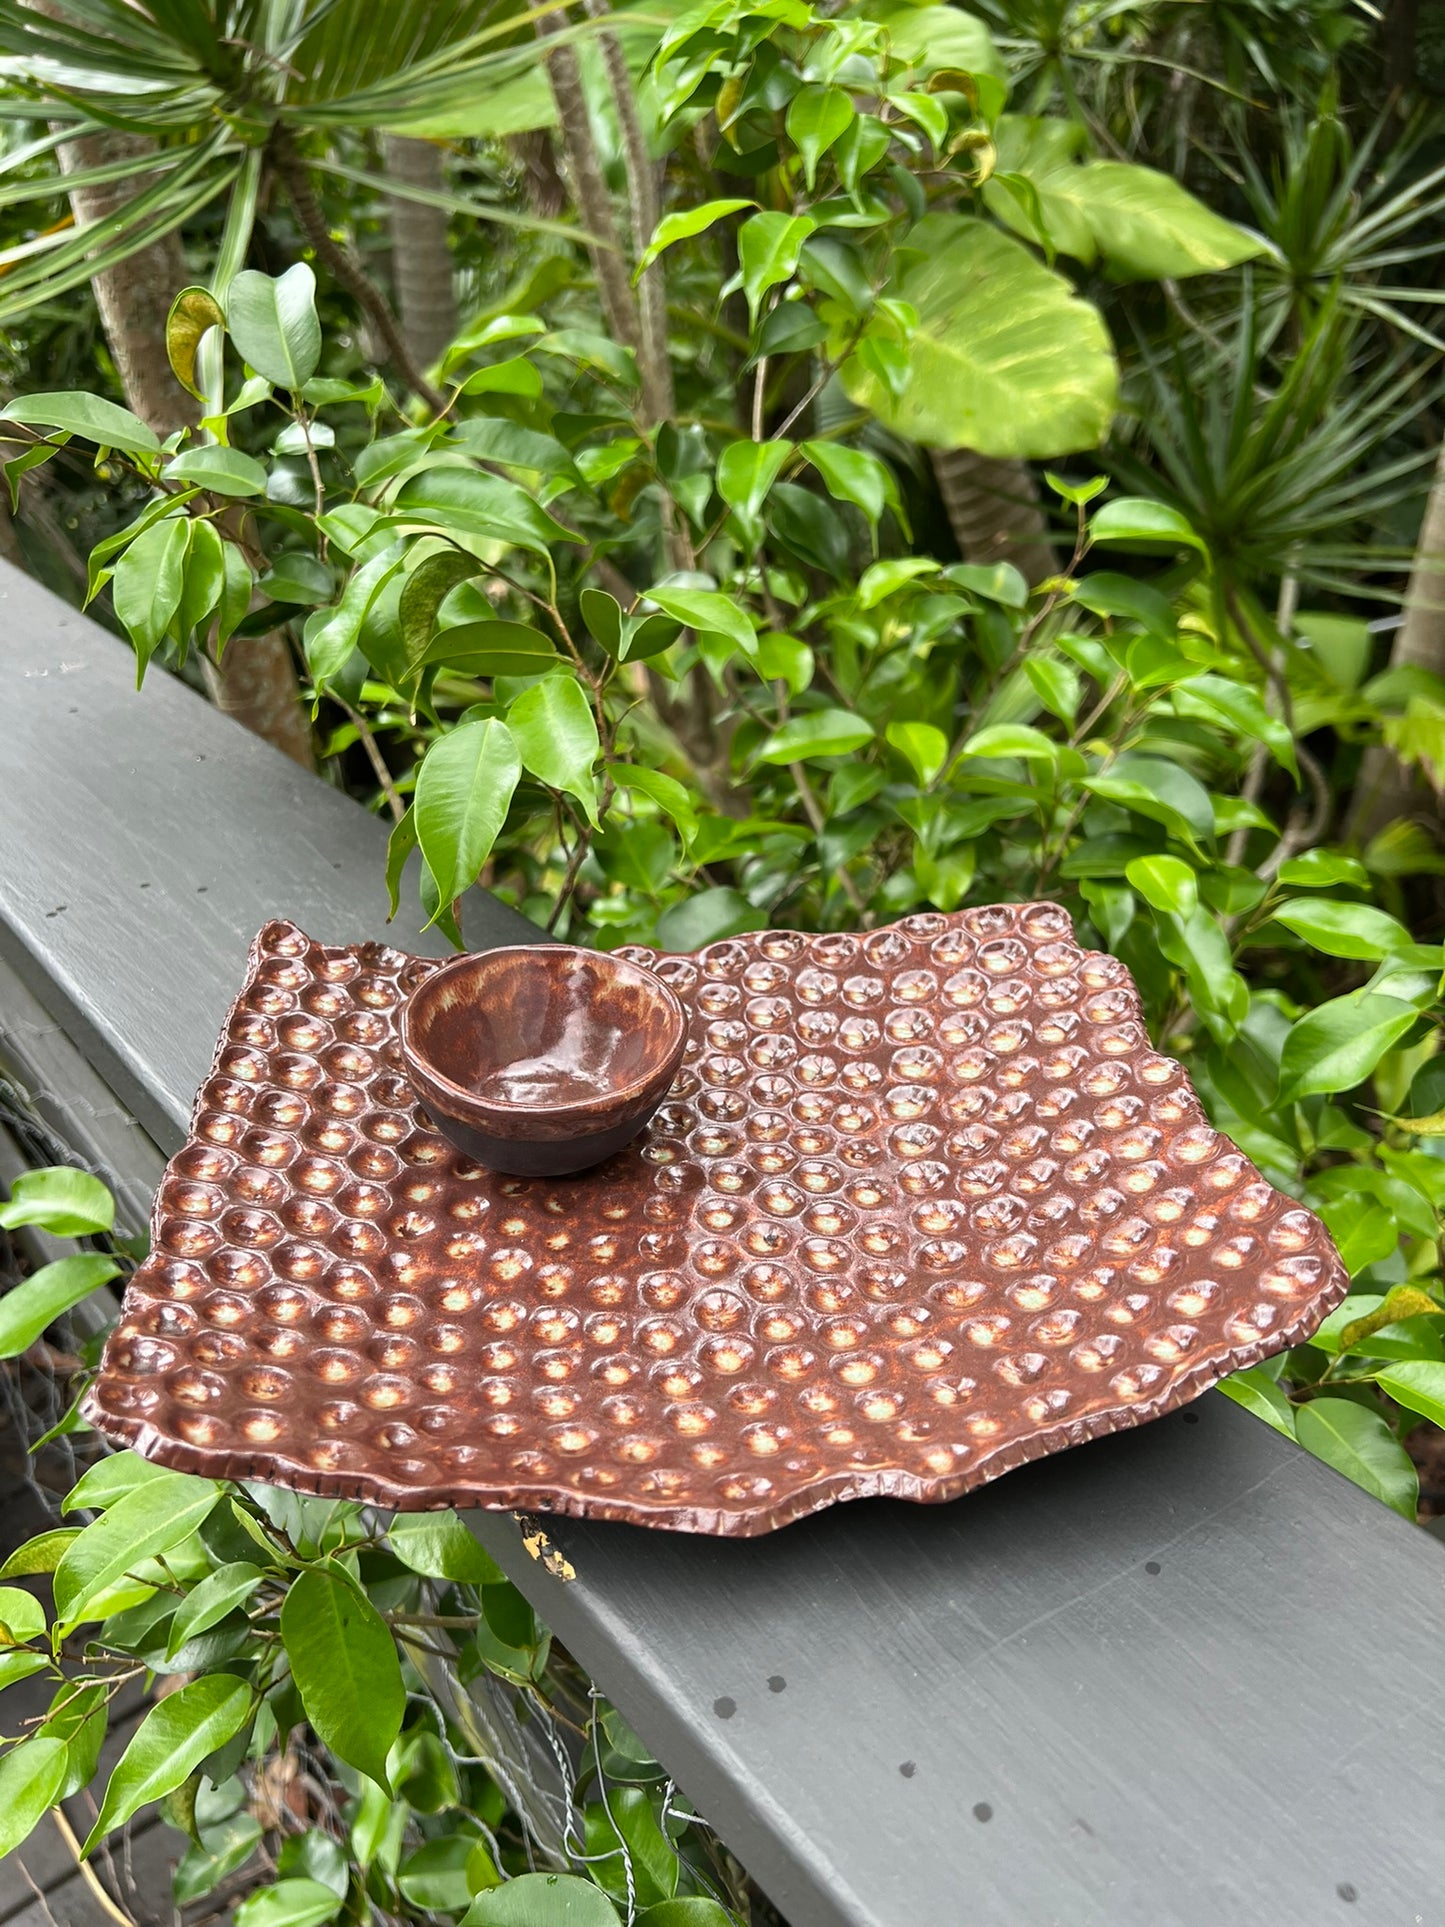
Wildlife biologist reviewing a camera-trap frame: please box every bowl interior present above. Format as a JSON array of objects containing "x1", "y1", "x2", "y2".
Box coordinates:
[{"x1": 406, "y1": 948, "x2": 682, "y2": 1112}]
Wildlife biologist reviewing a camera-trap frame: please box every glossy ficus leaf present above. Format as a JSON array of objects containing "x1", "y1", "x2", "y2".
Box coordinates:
[
  {"x1": 1375, "y1": 1360, "x2": 1445, "y2": 1430},
  {"x1": 53, "y1": 1471, "x2": 221, "y2": 1631},
  {"x1": 886, "y1": 720, "x2": 948, "y2": 786},
  {"x1": 423, "y1": 620, "x2": 560, "y2": 678},
  {"x1": 842, "y1": 215, "x2": 1115, "y2": 459},
  {"x1": 507, "y1": 673, "x2": 602, "y2": 825},
  {"x1": 1269, "y1": 898, "x2": 1413, "y2": 962},
  {"x1": 388, "y1": 1512, "x2": 503, "y2": 1586},
  {"x1": 1217, "y1": 1367, "x2": 1296, "y2": 1440},
  {"x1": 396, "y1": 468, "x2": 581, "y2": 557},
  {"x1": 717, "y1": 438, "x2": 791, "y2": 522},
  {"x1": 280, "y1": 1565, "x2": 404, "y2": 1791},
  {"x1": 0, "y1": 391, "x2": 159, "y2": 456},
  {"x1": 399, "y1": 548, "x2": 481, "y2": 668},
  {"x1": 636, "y1": 198, "x2": 755, "y2": 278},
  {"x1": 463, "y1": 1872, "x2": 623, "y2": 1925},
  {"x1": 166, "y1": 1563, "x2": 265, "y2": 1658},
  {"x1": 738, "y1": 211, "x2": 816, "y2": 326},
  {"x1": 112, "y1": 515, "x2": 191, "y2": 681},
  {"x1": 645, "y1": 587, "x2": 756, "y2": 659},
  {"x1": 0, "y1": 1164, "x2": 113, "y2": 1235},
  {"x1": 166, "y1": 286, "x2": 226, "y2": 400},
  {"x1": 226, "y1": 265, "x2": 321, "y2": 390},
  {"x1": 1089, "y1": 497, "x2": 1204, "y2": 550},
  {"x1": 786, "y1": 85, "x2": 855, "y2": 189},
  {"x1": 655, "y1": 886, "x2": 765, "y2": 951},
  {"x1": 166, "y1": 445, "x2": 268, "y2": 498},
  {"x1": 234, "y1": 1878, "x2": 343, "y2": 1927},
  {"x1": 0, "y1": 1253, "x2": 120, "y2": 1359},
  {"x1": 1277, "y1": 993, "x2": 1418, "y2": 1104},
  {"x1": 755, "y1": 707, "x2": 874, "y2": 764},
  {"x1": 0, "y1": 1737, "x2": 68, "y2": 1859},
  {"x1": 1125, "y1": 854, "x2": 1197, "y2": 915},
  {"x1": 1294, "y1": 1399, "x2": 1418, "y2": 1519},
  {"x1": 413, "y1": 718, "x2": 522, "y2": 924},
  {"x1": 610, "y1": 765, "x2": 700, "y2": 849},
  {"x1": 82, "y1": 1676, "x2": 252, "y2": 1855}
]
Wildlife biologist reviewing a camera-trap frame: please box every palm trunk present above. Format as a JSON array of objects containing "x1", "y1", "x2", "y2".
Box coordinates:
[
  {"x1": 46, "y1": 107, "x2": 314, "y2": 768},
  {"x1": 1348, "y1": 434, "x2": 1445, "y2": 843},
  {"x1": 931, "y1": 450, "x2": 1058, "y2": 588},
  {"x1": 380, "y1": 135, "x2": 458, "y2": 373}
]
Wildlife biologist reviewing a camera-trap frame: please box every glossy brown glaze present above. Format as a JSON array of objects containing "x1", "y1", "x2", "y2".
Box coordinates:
[
  {"x1": 400, "y1": 946, "x2": 687, "y2": 1176},
  {"x1": 85, "y1": 907, "x2": 1348, "y2": 1535}
]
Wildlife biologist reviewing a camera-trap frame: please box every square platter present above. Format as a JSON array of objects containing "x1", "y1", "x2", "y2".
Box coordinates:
[{"x1": 85, "y1": 904, "x2": 1348, "y2": 1536}]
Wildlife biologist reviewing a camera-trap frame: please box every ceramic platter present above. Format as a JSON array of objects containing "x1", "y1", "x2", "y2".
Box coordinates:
[{"x1": 86, "y1": 905, "x2": 1347, "y2": 1536}]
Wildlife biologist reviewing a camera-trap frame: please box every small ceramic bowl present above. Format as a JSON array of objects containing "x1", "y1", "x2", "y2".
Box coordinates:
[{"x1": 399, "y1": 945, "x2": 688, "y2": 1177}]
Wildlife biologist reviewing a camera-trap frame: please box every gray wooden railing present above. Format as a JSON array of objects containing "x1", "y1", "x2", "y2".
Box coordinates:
[{"x1": 4, "y1": 559, "x2": 1444, "y2": 1927}]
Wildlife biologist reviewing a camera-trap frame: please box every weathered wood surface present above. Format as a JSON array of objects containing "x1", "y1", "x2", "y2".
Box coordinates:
[{"x1": 3, "y1": 561, "x2": 1444, "y2": 1927}]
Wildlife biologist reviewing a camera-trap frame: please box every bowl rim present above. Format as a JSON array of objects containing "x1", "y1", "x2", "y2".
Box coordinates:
[{"x1": 398, "y1": 943, "x2": 688, "y2": 1120}]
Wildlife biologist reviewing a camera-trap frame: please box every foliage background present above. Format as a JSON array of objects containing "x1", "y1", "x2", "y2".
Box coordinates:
[{"x1": 2, "y1": 0, "x2": 1445, "y2": 1921}]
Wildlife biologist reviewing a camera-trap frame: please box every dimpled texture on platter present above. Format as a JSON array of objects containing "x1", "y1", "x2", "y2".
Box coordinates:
[{"x1": 86, "y1": 906, "x2": 1348, "y2": 1536}]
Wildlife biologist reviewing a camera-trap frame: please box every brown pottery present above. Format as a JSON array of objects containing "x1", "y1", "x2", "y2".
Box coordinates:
[
  {"x1": 399, "y1": 945, "x2": 688, "y2": 1178},
  {"x1": 85, "y1": 906, "x2": 1348, "y2": 1536}
]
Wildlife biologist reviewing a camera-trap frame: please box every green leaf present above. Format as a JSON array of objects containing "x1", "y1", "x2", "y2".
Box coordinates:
[
  {"x1": 886, "y1": 720, "x2": 948, "y2": 786},
  {"x1": 463, "y1": 1873, "x2": 622, "y2": 1925},
  {"x1": 656, "y1": 887, "x2": 766, "y2": 951},
  {"x1": 0, "y1": 1165, "x2": 113, "y2": 1235},
  {"x1": 280, "y1": 1565, "x2": 404, "y2": 1789},
  {"x1": 261, "y1": 551, "x2": 333, "y2": 606},
  {"x1": 1276, "y1": 850, "x2": 1370, "y2": 890},
  {"x1": 226, "y1": 265, "x2": 322, "y2": 390},
  {"x1": 111, "y1": 516, "x2": 190, "y2": 681},
  {"x1": 396, "y1": 468, "x2": 582, "y2": 557},
  {"x1": 636, "y1": 199, "x2": 755, "y2": 279},
  {"x1": 460, "y1": 357, "x2": 543, "y2": 399},
  {"x1": 800, "y1": 441, "x2": 900, "y2": 531},
  {"x1": 414, "y1": 719, "x2": 522, "y2": 921},
  {"x1": 1217, "y1": 1367, "x2": 1296, "y2": 1440},
  {"x1": 638, "y1": 1904, "x2": 736, "y2": 1927},
  {"x1": 0, "y1": 1737, "x2": 68, "y2": 1858},
  {"x1": 755, "y1": 631, "x2": 814, "y2": 696},
  {"x1": 234, "y1": 1878, "x2": 343, "y2": 1927},
  {"x1": 1090, "y1": 497, "x2": 1204, "y2": 550},
  {"x1": 1294, "y1": 1398, "x2": 1418, "y2": 1519},
  {"x1": 611, "y1": 766, "x2": 700, "y2": 849},
  {"x1": 1320, "y1": 1199, "x2": 1398, "y2": 1277},
  {"x1": 1277, "y1": 993, "x2": 1418, "y2": 1104},
  {"x1": 217, "y1": 544, "x2": 253, "y2": 656},
  {"x1": 960, "y1": 722, "x2": 1058, "y2": 762},
  {"x1": 1070, "y1": 161, "x2": 1262, "y2": 281},
  {"x1": 0, "y1": 1253, "x2": 120, "y2": 1359},
  {"x1": 580, "y1": 587, "x2": 623, "y2": 655},
  {"x1": 507, "y1": 675, "x2": 601, "y2": 825},
  {"x1": 1, "y1": 1529, "x2": 78, "y2": 1577},
  {"x1": 388, "y1": 1512, "x2": 503, "y2": 1586},
  {"x1": 82, "y1": 1677, "x2": 252, "y2": 1855},
  {"x1": 755, "y1": 708, "x2": 874, "y2": 764},
  {"x1": 786, "y1": 85, "x2": 855, "y2": 189},
  {"x1": 1024, "y1": 655, "x2": 1080, "y2": 726},
  {"x1": 738, "y1": 211, "x2": 816, "y2": 326},
  {"x1": 66, "y1": 1451, "x2": 171, "y2": 1514},
  {"x1": 165, "y1": 446, "x2": 268, "y2": 497},
  {"x1": 717, "y1": 439, "x2": 791, "y2": 521},
  {"x1": 585, "y1": 1787, "x2": 677, "y2": 1907},
  {"x1": 399, "y1": 549, "x2": 481, "y2": 668},
  {"x1": 0, "y1": 392, "x2": 159, "y2": 457},
  {"x1": 645, "y1": 587, "x2": 757, "y2": 660},
  {"x1": 0, "y1": 1585, "x2": 45, "y2": 1646},
  {"x1": 166, "y1": 287, "x2": 226, "y2": 400},
  {"x1": 398, "y1": 1837, "x2": 474, "y2": 1913},
  {"x1": 1376, "y1": 1360, "x2": 1445, "y2": 1429},
  {"x1": 1269, "y1": 898, "x2": 1413, "y2": 962},
  {"x1": 425, "y1": 621, "x2": 561, "y2": 678},
  {"x1": 842, "y1": 215, "x2": 1115, "y2": 460},
  {"x1": 166, "y1": 1563, "x2": 264, "y2": 1659},
  {"x1": 858, "y1": 557, "x2": 936, "y2": 607},
  {"x1": 1084, "y1": 753, "x2": 1213, "y2": 844},
  {"x1": 1125, "y1": 854, "x2": 1197, "y2": 916},
  {"x1": 178, "y1": 518, "x2": 225, "y2": 647},
  {"x1": 1172, "y1": 675, "x2": 1297, "y2": 778},
  {"x1": 1335, "y1": 1287, "x2": 1444, "y2": 1353},
  {"x1": 883, "y1": 5, "x2": 1007, "y2": 84},
  {"x1": 307, "y1": 553, "x2": 406, "y2": 694},
  {"x1": 54, "y1": 1473, "x2": 220, "y2": 1632}
]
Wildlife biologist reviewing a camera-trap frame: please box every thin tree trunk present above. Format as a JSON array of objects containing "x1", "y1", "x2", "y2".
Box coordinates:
[
  {"x1": 931, "y1": 450, "x2": 1058, "y2": 588},
  {"x1": 380, "y1": 135, "x2": 458, "y2": 373},
  {"x1": 43, "y1": 102, "x2": 315, "y2": 767},
  {"x1": 1348, "y1": 434, "x2": 1445, "y2": 843},
  {"x1": 535, "y1": 11, "x2": 643, "y2": 358}
]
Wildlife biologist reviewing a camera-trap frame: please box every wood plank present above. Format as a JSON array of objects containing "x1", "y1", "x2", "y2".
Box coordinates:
[{"x1": 4, "y1": 561, "x2": 1444, "y2": 1926}]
